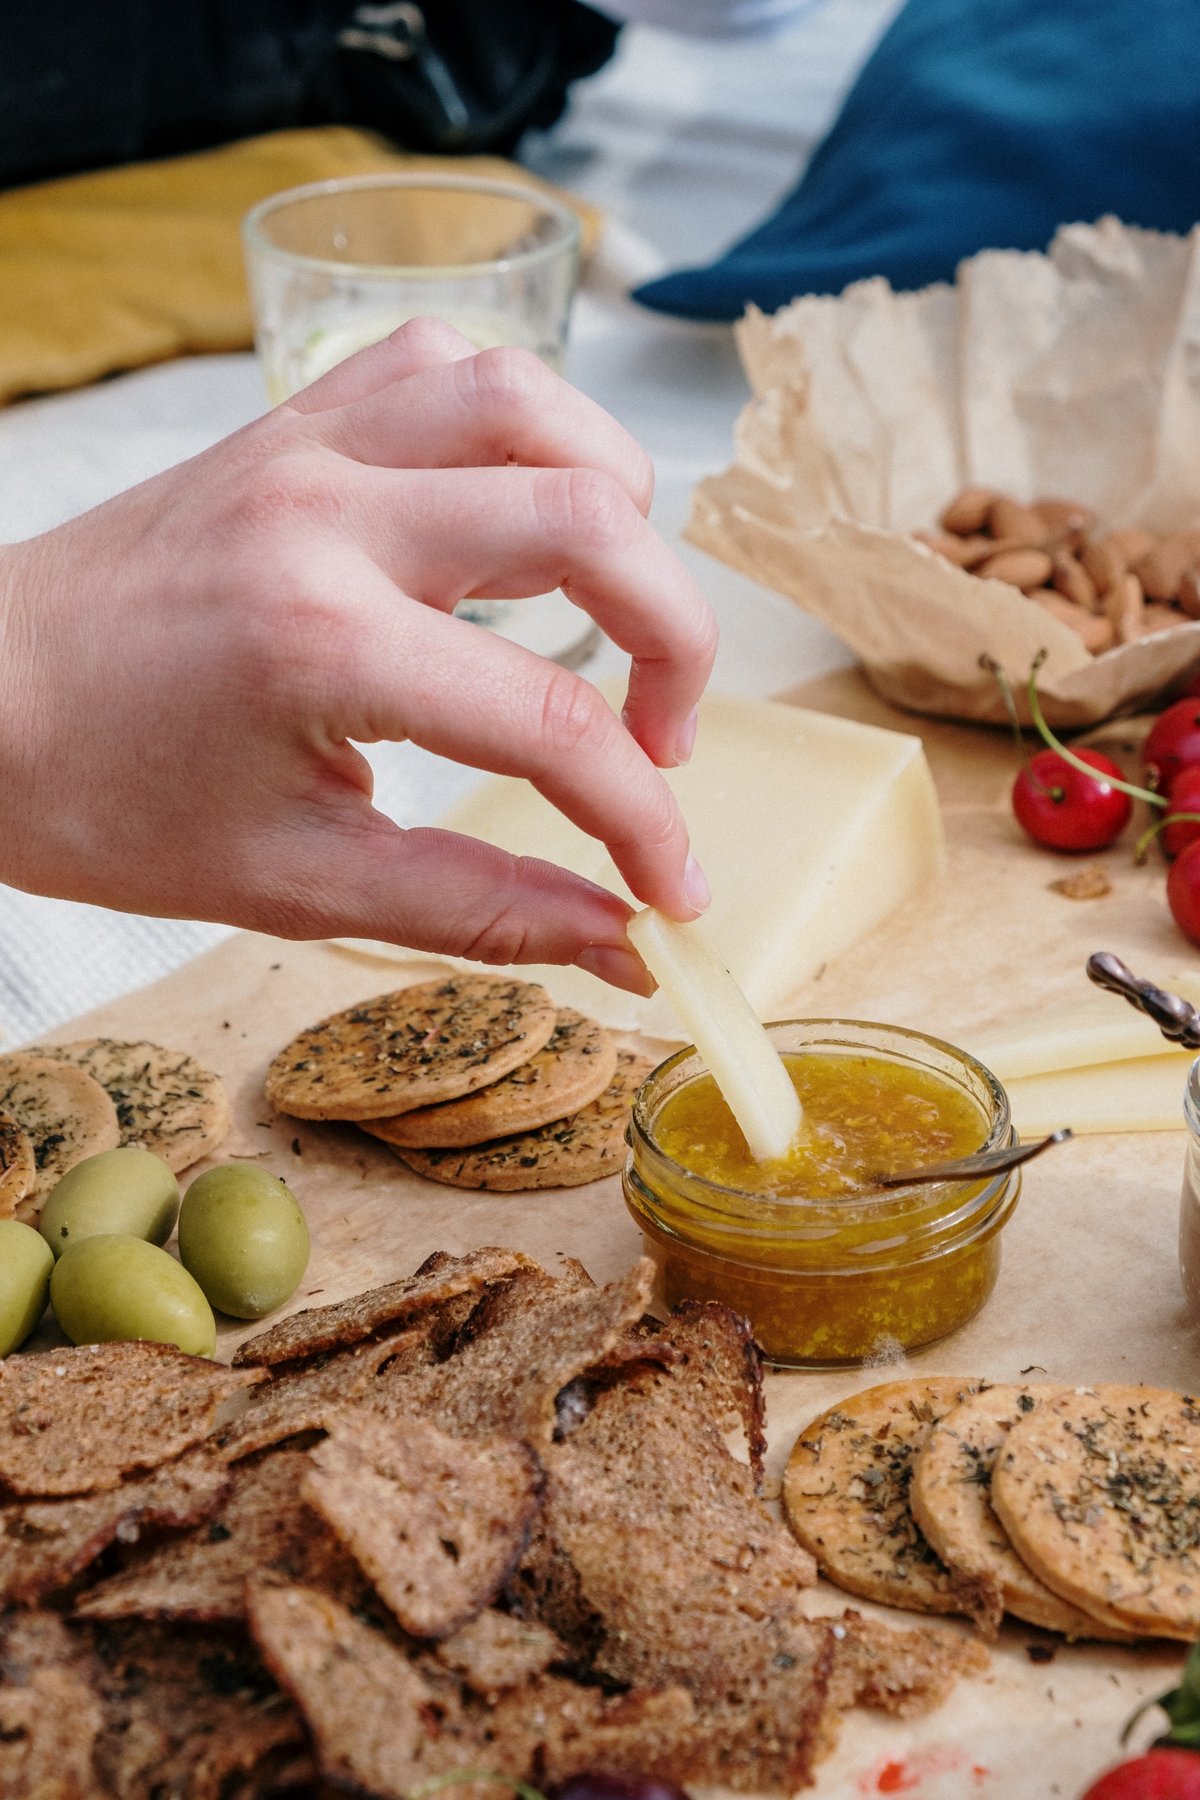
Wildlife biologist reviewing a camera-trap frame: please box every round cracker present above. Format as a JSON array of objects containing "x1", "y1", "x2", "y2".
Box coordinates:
[
  {"x1": 910, "y1": 1384, "x2": 1136, "y2": 1642},
  {"x1": 29, "y1": 1038, "x2": 230, "y2": 1173},
  {"x1": 782, "y1": 1378, "x2": 989, "y2": 1618},
  {"x1": 266, "y1": 977, "x2": 558, "y2": 1122},
  {"x1": 0, "y1": 1110, "x2": 35, "y2": 1220},
  {"x1": 0, "y1": 1054, "x2": 120, "y2": 1221},
  {"x1": 991, "y1": 1384, "x2": 1200, "y2": 1641},
  {"x1": 392, "y1": 1050, "x2": 654, "y2": 1191},
  {"x1": 361, "y1": 1009, "x2": 617, "y2": 1149}
]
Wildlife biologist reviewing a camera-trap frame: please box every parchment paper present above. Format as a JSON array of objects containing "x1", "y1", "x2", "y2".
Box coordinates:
[
  {"x1": 689, "y1": 218, "x2": 1200, "y2": 726},
  {"x1": 32, "y1": 669, "x2": 1199, "y2": 1797}
]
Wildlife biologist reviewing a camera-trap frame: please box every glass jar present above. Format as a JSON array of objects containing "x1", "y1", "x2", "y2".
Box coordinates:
[
  {"x1": 623, "y1": 1019, "x2": 1020, "y2": 1368},
  {"x1": 1179, "y1": 1057, "x2": 1200, "y2": 1313}
]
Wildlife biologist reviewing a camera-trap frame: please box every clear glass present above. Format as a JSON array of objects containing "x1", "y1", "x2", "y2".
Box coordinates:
[
  {"x1": 242, "y1": 173, "x2": 593, "y2": 666},
  {"x1": 1179, "y1": 1057, "x2": 1200, "y2": 1313},
  {"x1": 623, "y1": 1019, "x2": 1020, "y2": 1368}
]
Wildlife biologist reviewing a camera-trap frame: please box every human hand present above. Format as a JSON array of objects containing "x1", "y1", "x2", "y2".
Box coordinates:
[{"x1": 0, "y1": 320, "x2": 717, "y2": 994}]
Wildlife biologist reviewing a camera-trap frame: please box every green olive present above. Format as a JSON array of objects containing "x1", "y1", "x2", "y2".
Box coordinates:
[
  {"x1": 0, "y1": 1220, "x2": 54, "y2": 1356},
  {"x1": 40, "y1": 1147, "x2": 180, "y2": 1260},
  {"x1": 51, "y1": 1235, "x2": 216, "y2": 1356},
  {"x1": 178, "y1": 1163, "x2": 310, "y2": 1321}
]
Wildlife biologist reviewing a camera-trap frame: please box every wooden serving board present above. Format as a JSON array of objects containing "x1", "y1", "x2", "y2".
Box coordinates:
[{"x1": 31, "y1": 669, "x2": 1200, "y2": 1799}]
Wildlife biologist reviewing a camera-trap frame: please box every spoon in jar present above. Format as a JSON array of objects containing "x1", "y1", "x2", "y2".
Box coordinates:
[{"x1": 868, "y1": 1128, "x2": 1072, "y2": 1190}]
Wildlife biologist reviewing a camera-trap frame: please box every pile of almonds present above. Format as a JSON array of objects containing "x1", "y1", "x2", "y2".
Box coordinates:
[{"x1": 915, "y1": 489, "x2": 1200, "y2": 655}]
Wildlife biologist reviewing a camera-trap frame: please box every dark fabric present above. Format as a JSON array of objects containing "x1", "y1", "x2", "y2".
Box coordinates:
[
  {"x1": 0, "y1": 0, "x2": 620, "y2": 189},
  {"x1": 634, "y1": 0, "x2": 1200, "y2": 321}
]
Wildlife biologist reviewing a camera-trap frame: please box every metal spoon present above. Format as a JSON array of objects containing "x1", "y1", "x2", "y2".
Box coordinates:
[
  {"x1": 1086, "y1": 950, "x2": 1200, "y2": 1048},
  {"x1": 868, "y1": 1128, "x2": 1073, "y2": 1190}
]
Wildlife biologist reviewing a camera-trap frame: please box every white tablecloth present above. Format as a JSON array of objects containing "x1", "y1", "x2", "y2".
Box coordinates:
[{"x1": 0, "y1": 0, "x2": 897, "y2": 1044}]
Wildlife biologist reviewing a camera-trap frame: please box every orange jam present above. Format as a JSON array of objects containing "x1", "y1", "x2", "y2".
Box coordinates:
[{"x1": 622, "y1": 1021, "x2": 1019, "y2": 1367}]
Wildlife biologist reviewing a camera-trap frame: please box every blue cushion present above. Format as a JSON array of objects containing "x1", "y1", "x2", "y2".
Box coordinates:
[{"x1": 634, "y1": 0, "x2": 1200, "y2": 321}]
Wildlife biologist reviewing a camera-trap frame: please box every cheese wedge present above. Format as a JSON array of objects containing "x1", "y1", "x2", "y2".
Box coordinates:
[
  {"x1": 1003, "y1": 1053, "x2": 1193, "y2": 1137},
  {"x1": 969, "y1": 974, "x2": 1200, "y2": 1082},
  {"x1": 626, "y1": 909, "x2": 802, "y2": 1162},
  {"x1": 418, "y1": 690, "x2": 944, "y2": 1036}
]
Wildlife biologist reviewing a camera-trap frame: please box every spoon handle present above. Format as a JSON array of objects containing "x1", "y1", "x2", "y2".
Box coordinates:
[
  {"x1": 1086, "y1": 952, "x2": 1200, "y2": 1049},
  {"x1": 870, "y1": 1128, "x2": 1073, "y2": 1189}
]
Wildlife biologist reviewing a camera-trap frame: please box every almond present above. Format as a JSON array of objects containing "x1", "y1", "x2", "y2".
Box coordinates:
[
  {"x1": 988, "y1": 496, "x2": 1048, "y2": 544},
  {"x1": 1035, "y1": 498, "x2": 1095, "y2": 541},
  {"x1": 1143, "y1": 601, "x2": 1186, "y2": 635},
  {"x1": 1107, "y1": 571, "x2": 1145, "y2": 644},
  {"x1": 1135, "y1": 535, "x2": 1198, "y2": 602},
  {"x1": 1105, "y1": 528, "x2": 1158, "y2": 566},
  {"x1": 977, "y1": 547, "x2": 1053, "y2": 589},
  {"x1": 1079, "y1": 539, "x2": 1125, "y2": 597},
  {"x1": 939, "y1": 487, "x2": 996, "y2": 535},
  {"x1": 1028, "y1": 589, "x2": 1115, "y2": 654},
  {"x1": 1178, "y1": 568, "x2": 1200, "y2": 619},
  {"x1": 1049, "y1": 549, "x2": 1099, "y2": 613}
]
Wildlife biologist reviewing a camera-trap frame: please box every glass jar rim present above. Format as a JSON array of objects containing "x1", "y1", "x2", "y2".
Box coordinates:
[
  {"x1": 241, "y1": 172, "x2": 582, "y2": 281},
  {"x1": 1184, "y1": 1054, "x2": 1200, "y2": 1136},
  {"x1": 628, "y1": 1016, "x2": 1012, "y2": 1221}
]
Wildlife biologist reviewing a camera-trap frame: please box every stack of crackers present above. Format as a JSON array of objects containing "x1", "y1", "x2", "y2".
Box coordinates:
[
  {"x1": 266, "y1": 976, "x2": 652, "y2": 1192},
  {"x1": 0, "y1": 1039, "x2": 229, "y2": 1224},
  {"x1": 786, "y1": 1377, "x2": 1200, "y2": 1643},
  {"x1": 0, "y1": 1250, "x2": 984, "y2": 1797}
]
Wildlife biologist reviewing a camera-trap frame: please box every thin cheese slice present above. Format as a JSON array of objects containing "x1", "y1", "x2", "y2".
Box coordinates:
[
  {"x1": 1003, "y1": 1053, "x2": 1193, "y2": 1137},
  {"x1": 626, "y1": 909, "x2": 802, "y2": 1163},
  {"x1": 969, "y1": 974, "x2": 1200, "y2": 1082},
  {"x1": 405, "y1": 689, "x2": 943, "y2": 1036}
]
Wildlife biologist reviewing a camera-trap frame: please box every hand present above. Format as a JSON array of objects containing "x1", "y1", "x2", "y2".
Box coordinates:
[{"x1": 0, "y1": 320, "x2": 717, "y2": 993}]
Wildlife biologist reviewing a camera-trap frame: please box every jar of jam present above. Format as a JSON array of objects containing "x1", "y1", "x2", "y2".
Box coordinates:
[
  {"x1": 1179, "y1": 1057, "x2": 1200, "y2": 1313},
  {"x1": 623, "y1": 1019, "x2": 1020, "y2": 1368}
]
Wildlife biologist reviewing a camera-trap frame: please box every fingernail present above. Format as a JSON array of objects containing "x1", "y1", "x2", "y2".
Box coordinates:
[
  {"x1": 684, "y1": 853, "x2": 711, "y2": 913},
  {"x1": 674, "y1": 706, "x2": 699, "y2": 764},
  {"x1": 576, "y1": 944, "x2": 656, "y2": 997}
]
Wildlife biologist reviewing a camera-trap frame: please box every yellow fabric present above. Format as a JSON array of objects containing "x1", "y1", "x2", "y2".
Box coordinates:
[{"x1": 0, "y1": 127, "x2": 598, "y2": 406}]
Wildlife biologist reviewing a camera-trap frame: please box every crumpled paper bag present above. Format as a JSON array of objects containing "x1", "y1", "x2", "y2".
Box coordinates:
[{"x1": 688, "y1": 218, "x2": 1200, "y2": 726}]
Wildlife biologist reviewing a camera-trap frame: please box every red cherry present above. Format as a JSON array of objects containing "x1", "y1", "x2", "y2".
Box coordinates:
[
  {"x1": 1161, "y1": 765, "x2": 1200, "y2": 858},
  {"x1": 1079, "y1": 1746, "x2": 1200, "y2": 1800},
  {"x1": 1144, "y1": 700, "x2": 1200, "y2": 793},
  {"x1": 1168, "y1": 838, "x2": 1200, "y2": 945},
  {"x1": 1011, "y1": 748, "x2": 1132, "y2": 852}
]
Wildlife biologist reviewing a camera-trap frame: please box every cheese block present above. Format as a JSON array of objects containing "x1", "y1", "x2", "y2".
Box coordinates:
[
  {"x1": 969, "y1": 974, "x2": 1200, "y2": 1082},
  {"x1": 404, "y1": 690, "x2": 944, "y2": 1036},
  {"x1": 1003, "y1": 1052, "x2": 1193, "y2": 1138}
]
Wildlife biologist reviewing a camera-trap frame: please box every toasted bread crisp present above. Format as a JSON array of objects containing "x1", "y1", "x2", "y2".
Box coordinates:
[
  {"x1": 0, "y1": 1448, "x2": 231, "y2": 1606},
  {"x1": 0, "y1": 1053, "x2": 120, "y2": 1220},
  {"x1": 363, "y1": 1008, "x2": 618, "y2": 1148},
  {"x1": 824, "y1": 1609, "x2": 989, "y2": 1719},
  {"x1": 232, "y1": 1245, "x2": 537, "y2": 1367},
  {"x1": 0, "y1": 1665, "x2": 104, "y2": 1800},
  {"x1": 991, "y1": 1385, "x2": 1200, "y2": 1640},
  {"x1": 265, "y1": 977, "x2": 558, "y2": 1121},
  {"x1": 304, "y1": 1413, "x2": 542, "y2": 1639},
  {"x1": 911, "y1": 1384, "x2": 1136, "y2": 1642},
  {"x1": 0, "y1": 1110, "x2": 35, "y2": 1220},
  {"x1": 435, "y1": 1609, "x2": 567, "y2": 1697},
  {"x1": 783, "y1": 1380, "x2": 991, "y2": 1621},
  {"x1": 216, "y1": 1338, "x2": 400, "y2": 1461},
  {"x1": 0, "y1": 1342, "x2": 261, "y2": 1497},
  {"x1": 75, "y1": 1448, "x2": 366, "y2": 1623},
  {"x1": 30, "y1": 1037, "x2": 230, "y2": 1172},
  {"x1": 393, "y1": 1049, "x2": 654, "y2": 1190}
]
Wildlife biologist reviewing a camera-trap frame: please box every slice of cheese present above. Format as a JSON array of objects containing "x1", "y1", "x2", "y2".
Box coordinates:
[
  {"x1": 969, "y1": 975, "x2": 1200, "y2": 1082},
  {"x1": 1003, "y1": 1053, "x2": 1194, "y2": 1137},
  {"x1": 424, "y1": 689, "x2": 944, "y2": 1036}
]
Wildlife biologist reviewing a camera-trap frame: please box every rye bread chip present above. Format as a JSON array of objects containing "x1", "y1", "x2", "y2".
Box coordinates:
[
  {"x1": 991, "y1": 1385, "x2": 1200, "y2": 1640},
  {"x1": 0, "y1": 1053, "x2": 121, "y2": 1220},
  {"x1": 362, "y1": 1009, "x2": 618, "y2": 1148},
  {"x1": 232, "y1": 1244, "x2": 538, "y2": 1367},
  {"x1": 364, "y1": 1260, "x2": 656, "y2": 1449},
  {"x1": 824, "y1": 1609, "x2": 989, "y2": 1722},
  {"x1": 782, "y1": 1379, "x2": 993, "y2": 1622},
  {"x1": 216, "y1": 1338, "x2": 400, "y2": 1461},
  {"x1": 0, "y1": 1665, "x2": 104, "y2": 1800},
  {"x1": 435, "y1": 1608, "x2": 568, "y2": 1697},
  {"x1": 0, "y1": 1447, "x2": 231, "y2": 1606},
  {"x1": 304, "y1": 1413, "x2": 542, "y2": 1639},
  {"x1": 0, "y1": 1341, "x2": 262, "y2": 1497},
  {"x1": 265, "y1": 976, "x2": 558, "y2": 1122},
  {"x1": 30, "y1": 1037, "x2": 231, "y2": 1172},
  {"x1": 910, "y1": 1384, "x2": 1137, "y2": 1642},
  {"x1": 79, "y1": 1619, "x2": 306, "y2": 1800},
  {"x1": 0, "y1": 1108, "x2": 35, "y2": 1220},
  {"x1": 74, "y1": 1448, "x2": 366, "y2": 1624},
  {"x1": 393, "y1": 1049, "x2": 654, "y2": 1190}
]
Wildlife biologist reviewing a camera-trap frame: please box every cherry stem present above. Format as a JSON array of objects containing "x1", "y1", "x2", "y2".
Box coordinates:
[
  {"x1": 979, "y1": 653, "x2": 1059, "y2": 799},
  {"x1": 1024, "y1": 655, "x2": 1167, "y2": 810},
  {"x1": 1134, "y1": 812, "x2": 1200, "y2": 862}
]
